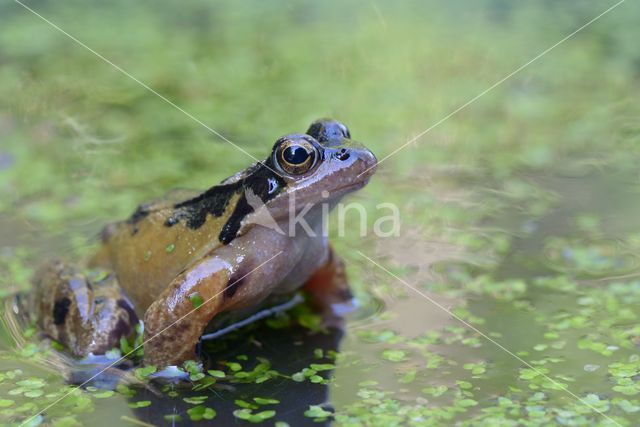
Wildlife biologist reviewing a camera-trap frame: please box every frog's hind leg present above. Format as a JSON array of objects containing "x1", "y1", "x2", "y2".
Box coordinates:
[
  {"x1": 32, "y1": 261, "x2": 139, "y2": 357},
  {"x1": 303, "y1": 245, "x2": 354, "y2": 319}
]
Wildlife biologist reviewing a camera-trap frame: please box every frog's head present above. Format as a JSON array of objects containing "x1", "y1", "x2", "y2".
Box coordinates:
[
  {"x1": 210, "y1": 119, "x2": 376, "y2": 242},
  {"x1": 262, "y1": 119, "x2": 377, "y2": 214}
]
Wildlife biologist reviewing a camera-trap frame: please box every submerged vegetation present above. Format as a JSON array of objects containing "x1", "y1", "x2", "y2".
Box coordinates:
[{"x1": 1, "y1": 0, "x2": 640, "y2": 425}]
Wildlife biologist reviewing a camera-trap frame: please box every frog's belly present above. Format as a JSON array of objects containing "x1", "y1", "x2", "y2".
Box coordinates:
[
  {"x1": 272, "y1": 208, "x2": 330, "y2": 294},
  {"x1": 274, "y1": 231, "x2": 329, "y2": 295}
]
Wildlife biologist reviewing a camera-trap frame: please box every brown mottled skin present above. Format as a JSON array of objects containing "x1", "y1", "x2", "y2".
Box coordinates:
[
  {"x1": 31, "y1": 261, "x2": 138, "y2": 356},
  {"x1": 32, "y1": 119, "x2": 377, "y2": 366}
]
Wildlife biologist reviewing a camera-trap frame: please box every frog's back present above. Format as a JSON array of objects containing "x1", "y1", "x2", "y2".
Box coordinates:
[{"x1": 97, "y1": 187, "x2": 243, "y2": 312}]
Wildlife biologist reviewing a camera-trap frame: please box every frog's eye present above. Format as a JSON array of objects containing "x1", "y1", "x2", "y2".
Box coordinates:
[{"x1": 274, "y1": 136, "x2": 318, "y2": 176}]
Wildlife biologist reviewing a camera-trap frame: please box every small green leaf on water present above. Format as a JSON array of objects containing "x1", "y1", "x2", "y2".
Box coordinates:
[
  {"x1": 613, "y1": 385, "x2": 639, "y2": 396},
  {"x1": 51, "y1": 416, "x2": 81, "y2": 427},
  {"x1": 189, "y1": 292, "x2": 204, "y2": 309},
  {"x1": 519, "y1": 368, "x2": 544, "y2": 380},
  {"x1": 298, "y1": 313, "x2": 323, "y2": 332},
  {"x1": 187, "y1": 405, "x2": 216, "y2": 421},
  {"x1": 309, "y1": 363, "x2": 335, "y2": 371},
  {"x1": 310, "y1": 375, "x2": 324, "y2": 383},
  {"x1": 183, "y1": 396, "x2": 208, "y2": 405},
  {"x1": 358, "y1": 380, "x2": 378, "y2": 387},
  {"x1": 208, "y1": 370, "x2": 225, "y2": 378},
  {"x1": 617, "y1": 399, "x2": 640, "y2": 413},
  {"x1": 17, "y1": 378, "x2": 45, "y2": 388},
  {"x1": 226, "y1": 362, "x2": 242, "y2": 372},
  {"x1": 0, "y1": 399, "x2": 14, "y2": 407},
  {"x1": 399, "y1": 368, "x2": 417, "y2": 384},
  {"x1": 457, "y1": 381, "x2": 473, "y2": 390},
  {"x1": 235, "y1": 399, "x2": 257, "y2": 409},
  {"x1": 134, "y1": 366, "x2": 156, "y2": 380},
  {"x1": 304, "y1": 405, "x2": 332, "y2": 420},
  {"x1": 116, "y1": 384, "x2": 136, "y2": 397},
  {"x1": 163, "y1": 414, "x2": 182, "y2": 422},
  {"x1": 93, "y1": 390, "x2": 115, "y2": 399},
  {"x1": 128, "y1": 400, "x2": 152, "y2": 408},
  {"x1": 456, "y1": 398, "x2": 478, "y2": 407},
  {"x1": 382, "y1": 349, "x2": 407, "y2": 362},
  {"x1": 422, "y1": 385, "x2": 448, "y2": 397},
  {"x1": 233, "y1": 409, "x2": 276, "y2": 423},
  {"x1": 254, "y1": 397, "x2": 279, "y2": 405},
  {"x1": 190, "y1": 372, "x2": 205, "y2": 381}
]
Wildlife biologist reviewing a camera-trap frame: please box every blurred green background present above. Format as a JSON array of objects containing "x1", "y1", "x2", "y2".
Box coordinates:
[
  {"x1": 1, "y1": 0, "x2": 639, "y2": 227},
  {"x1": 1, "y1": 0, "x2": 640, "y2": 426}
]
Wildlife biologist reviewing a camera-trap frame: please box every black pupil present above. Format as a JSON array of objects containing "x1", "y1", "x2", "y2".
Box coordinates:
[{"x1": 283, "y1": 145, "x2": 310, "y2": 165}]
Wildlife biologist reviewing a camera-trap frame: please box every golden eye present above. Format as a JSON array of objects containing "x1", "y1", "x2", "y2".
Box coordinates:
[{"x1": 274, "y1": 137, "x2": 318, "y2": 175}]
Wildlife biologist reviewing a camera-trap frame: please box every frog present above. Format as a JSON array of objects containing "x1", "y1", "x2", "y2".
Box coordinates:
[{"x1": 30, "y1": 119, "x2": 377, "y2": 367}]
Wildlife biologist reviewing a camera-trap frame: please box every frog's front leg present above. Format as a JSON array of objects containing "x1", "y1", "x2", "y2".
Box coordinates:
[{"x1": 142, "y1": 240, "x2": 289, "y2": 367}]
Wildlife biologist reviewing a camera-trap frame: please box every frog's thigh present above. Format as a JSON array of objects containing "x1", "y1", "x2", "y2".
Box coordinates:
[
  {"x1": 33, "y1": 261, "x2": 138, "y2": 357},
  {"x1": 303, "y1": 245, "x2": 352, "y2": 310},
  {"x1": 142, "y1": 251, "x2": 281, "y2": 367}
]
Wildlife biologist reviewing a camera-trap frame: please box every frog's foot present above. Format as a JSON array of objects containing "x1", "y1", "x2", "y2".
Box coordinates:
[
  {"x1": 32, "y1": 261, "x2": 139, "y2": 357},
  {"x1": 303, "y1": 247, "x2": 354, "y2": 328}
]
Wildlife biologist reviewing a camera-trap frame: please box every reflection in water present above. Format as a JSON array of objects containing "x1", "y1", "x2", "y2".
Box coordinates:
[{"x1": 130, "y1": 324, "x2": 344, "y2": 426}]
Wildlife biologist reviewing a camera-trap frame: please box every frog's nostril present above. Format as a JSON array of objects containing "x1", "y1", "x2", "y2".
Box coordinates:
[{"x1": 334, "y1": 149, "x2": 350, "y2": 161}]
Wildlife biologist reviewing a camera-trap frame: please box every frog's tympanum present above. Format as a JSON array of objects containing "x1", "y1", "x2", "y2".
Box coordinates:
[{"x1": 31, "y1": 119, "x2": 377, "y2": 366}]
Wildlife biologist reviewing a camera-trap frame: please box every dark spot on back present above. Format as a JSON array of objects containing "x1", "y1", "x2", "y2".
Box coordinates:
[
  {"x1": 53, "y1": 297, "x2": 71, "y2": 325},
  {"x1": 117, "y1": 299, "x2": 139, "y2": 325},
  {"x1": 164, "y1": 216, "x2": 179, "y2": 226},
  {"x1": 225, "y1": 268, "x2": 250, "y2": 299},
  {"x1": 167, "y1": 161, "x2": 286, "y2": 245},
  {"x1": 219, "y1": 194, "x2": 253, "y2": 244},
  {"x1": 168, "y1": 182, "x2": 241, "y2": 230},
  {"x1": 108, "y1": 318, "x2": 133, "y2": 346},
  {"x1": 127, "y1": 204, "x2": 151, "y2": 224}
]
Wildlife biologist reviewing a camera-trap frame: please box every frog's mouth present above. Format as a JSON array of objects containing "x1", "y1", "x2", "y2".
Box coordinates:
[{"x1": 263, "y1": 178, "x2": 372, "y2": 222}]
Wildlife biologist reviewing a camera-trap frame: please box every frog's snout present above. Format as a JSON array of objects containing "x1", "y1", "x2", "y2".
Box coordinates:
[
  {"x1": 356, "y1": 145, "x2": 377, "y2": 180},
  {"x1": 333, "y1": 140, "x2": 377, "y2": 180}
]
